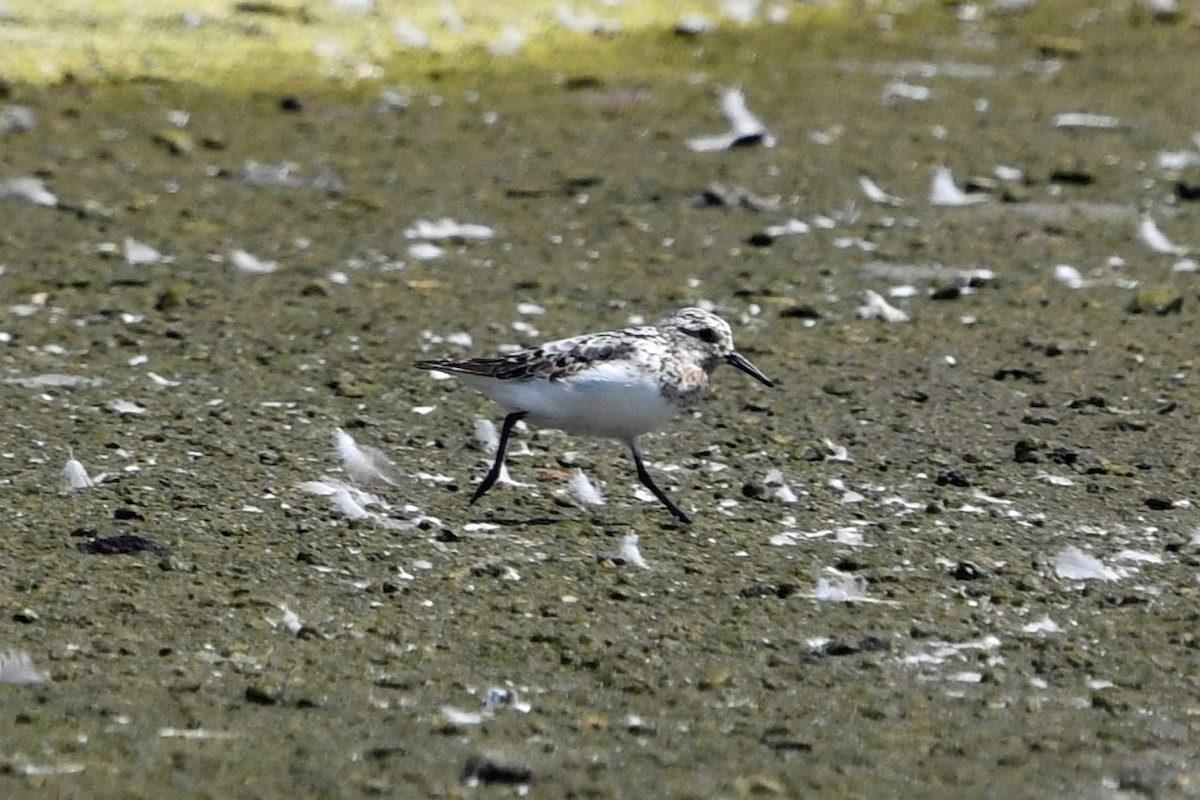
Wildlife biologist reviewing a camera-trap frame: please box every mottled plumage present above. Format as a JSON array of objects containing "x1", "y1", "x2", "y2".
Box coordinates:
[{"x1": 416, "y1": 307, "x2": 773, "y2": 522}]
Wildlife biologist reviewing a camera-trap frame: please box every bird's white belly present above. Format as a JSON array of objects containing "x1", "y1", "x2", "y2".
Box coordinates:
[{"x1": 464, "y1": 363, "x2": 679, "y2": 440}]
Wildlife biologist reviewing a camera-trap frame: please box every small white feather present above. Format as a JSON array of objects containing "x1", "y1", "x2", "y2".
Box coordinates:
[
  {"x1": 147, "y1": 371, "x2": 182, "y2": 387},
  {"x1": 617, "y1": 534, "x2": 649, "y2": 569},
  {"x1": 1054, "y1": 546, "x2": 1123, "y2": 581},
  {"x1": 441, "y1": 706, "x2": 488, "y2": 725},
  {"x1": 1021, "y1": 615, "x2": 1062, "y2": 635},
  {"x1": 298, "y1": 477, "x2": 384, "y2": 519},
  {"x1": 1053, "y1": 264, "x2": 1085, "y2": 289},
  {"x1": 858, "y1": 174, "x2": 904, "y2": 206},
  {"x1": 1156, "y1": 150, "x2": 1200, "y2": 171},
  {"x1": 567, "y1": 469, "x2": 605, "y2": 505},
  {"x1": 334, "y1": 487, "x2": 372, "y2": 520},
  {"x1": 1053, "y1": 112, "x2": 1121, "y2": 130},
  {"x1": 296, "y1": 479, "x2": 342, "y2": 497},
  {"x1": 403, "y1": 218, "x2": 495, "y2": 241},
  {"x1": 1138, "y1": 215, "x2": 1188, "y2": 256},
  {"x1": 64, "y1": 457, "x2": 94, "y2": 489},
  {"x1": 493, "y1": 462, "x2": 530, "y2": 488},
  {"x1": 812, "y1": 571, "x2": 870, "y2": 602},
  {"x1": 230, "y1": 248, "x2": 279, "y2": 274},
  {"x1": 124, "y1": 237, "x2": 170, "y2": 266},
  {"x1": 882, "y1": 82, "x2": 931, "y2": 103},
  {"x1": 408, "y1": 242, "x2": 445, "y2": 261},
  {"x1": 762, "y1": 219, "x2": 810, "y2": 238},
  {"x1": 857, "y1": 290, "x2": 910, "y2": 323},
  {"x1": 335, "y1": 428, "x2": 400, "y2": 487},
  {"x1": 930, "y1": 166, "x2": 988, "y2": 206},
  {"x1": 0, "y1": 649, "x2": 47, "y2": 684},
  {"x1": 269, "y1": 605, "x2": 304, "y2": 636},
  {"x1": 107, "y1": 399, "x2": 146, "y2": 415},
  {"x1": 763, "y1": 468, "x2": 798, "y2": 503},
  {"x1": 474, "y1": 418, "x2": 499, "y2": 453},
  {"x1": 687, "y1": 87, "x2": 776, "y2": 152},
  {"x1": 0, "y1": 176, "x2": 58, "y2": 207}
]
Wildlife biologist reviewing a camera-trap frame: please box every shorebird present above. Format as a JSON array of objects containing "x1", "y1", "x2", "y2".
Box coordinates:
[{"x1": 416, "y1": 307, "x2": 773, "y2": 522}]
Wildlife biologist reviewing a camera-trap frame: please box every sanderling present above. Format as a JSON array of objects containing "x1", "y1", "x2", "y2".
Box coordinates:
[{"x1": 415, "y1": 307, "x2": 774, "y2": 523}]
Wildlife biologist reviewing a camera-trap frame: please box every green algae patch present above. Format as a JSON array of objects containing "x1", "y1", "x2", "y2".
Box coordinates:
[{"x1": 0, "y1": 0, "x2": 863, "y2": 93}]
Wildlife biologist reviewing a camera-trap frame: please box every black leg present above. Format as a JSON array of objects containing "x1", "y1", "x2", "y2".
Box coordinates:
[
  {"x1": 628, "y1": 439, "x2": 692, "y2": 523},
  {"x1": 471, "y1": 412, "x2": 528, "y2": 505}
]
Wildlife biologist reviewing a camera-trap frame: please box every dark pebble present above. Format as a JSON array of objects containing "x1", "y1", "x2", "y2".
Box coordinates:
[
  {"x1": 954, "y1": 561, "x2": 984, "y2": 580},
  {"x1": 76, "y1": 534, "x2": 168, "y2": 556},
  {"x1": 461, "y1": 754, "x2": 532, "y2": 786}
]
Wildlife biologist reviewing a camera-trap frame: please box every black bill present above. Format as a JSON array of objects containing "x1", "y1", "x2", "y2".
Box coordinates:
[{"x1": 726, "y1": 352, "x2": 774, "y2": 387}]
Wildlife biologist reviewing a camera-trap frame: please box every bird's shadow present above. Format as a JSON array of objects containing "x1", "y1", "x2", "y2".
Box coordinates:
[{"x1": 474, "y1": 516, "x2": 563, "y2": 528}]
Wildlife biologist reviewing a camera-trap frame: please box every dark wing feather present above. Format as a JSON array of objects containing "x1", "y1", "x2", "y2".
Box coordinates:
[
  {"x1": 415, "y1": 328, "x2": 645, "y2": 382},
  {"x1": 414, "y1": 355, "x2": 538, "y2": 381}
]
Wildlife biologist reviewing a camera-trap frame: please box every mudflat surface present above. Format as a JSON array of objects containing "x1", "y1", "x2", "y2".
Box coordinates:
[{"x1": 2, "y1": 3, "x2": 1200, "y2": 798}]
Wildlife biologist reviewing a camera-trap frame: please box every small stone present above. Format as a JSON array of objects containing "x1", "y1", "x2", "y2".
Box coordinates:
[
  {"x1": 76, "y1": 534, "x2": 168, "y2": 556},
  {"x1": 936, "y1": 470, "x2": 971, "y2": 488},
  {"x1": 1126, "y1": 287, "x2": 1183, "y2": 315},
  {"x1": 954, "y1": 561, "x2": 984, "y2": 580},
  {"x1": 155, "y1": 284, "x2": 190, "y2": 313},
  {"x1": 461, "y1": 754, "x2": 532, "y2": 786},
  {"x1": 244, "y1": 684, "x2": 279, "y2": 705},
  {"x1": 152, "y1": 129, "x2": 195, "y2": 156},
  {"x1": 929, "y1": 285, "x2": 961, "y2": 301},
  {"x1": 698, "y1": 665, "x2": 733, "y2": 690},
  {"x1": 741, "y1": 481, "x2": 768, "y2": 500}
]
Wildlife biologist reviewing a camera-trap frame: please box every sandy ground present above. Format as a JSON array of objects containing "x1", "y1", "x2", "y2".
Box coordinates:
[{"x1": 3, "y1": 2, "x2": 1200, "y2": 798}]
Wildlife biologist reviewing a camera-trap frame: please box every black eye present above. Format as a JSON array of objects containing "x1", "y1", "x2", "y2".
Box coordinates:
[{"x1": 697, "y1": 327, "x2": 719, "y2": 344}]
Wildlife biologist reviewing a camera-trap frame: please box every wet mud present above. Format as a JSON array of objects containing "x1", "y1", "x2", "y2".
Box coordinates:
[{"x1": 2, "y1": 3, "x2": 1200, "y2": 798}]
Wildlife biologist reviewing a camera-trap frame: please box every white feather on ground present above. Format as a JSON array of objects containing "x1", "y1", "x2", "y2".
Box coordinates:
[
  {"x1": 1138, "y1": 215, "x2": 1188, "y2": 256},
  {"x1": 857, "y1": 290, "x2": 910, "y2": 323},
  {"x1": 618, "y1": 534, "x2": 648, "y2": 569},
  {"x1": 474, "y1": 418, "x2": 499, "y2": 452},
  {"x1": 1054, "y1": 546, "x2": 1124, "y2": 581},
  {"x1": 762, "y1": 219, "x2": 810, "y2": 239},
  {"x1": 471, "y1": 418, "x2": 528, "y2": 488},
  {"x1": 687, "y1": 87, "x2": 777, "y2": 152},
  {"x1": 335, "y1": 427, "x2": 400, "y2": 487},
  {"x1": 403, "y1": 218, "x2": 495, "y2": 241},
  {"x1": 858, "y1": 174, "x2": 904, "y2": 206},
  {"x1": 0, "y1": 649, "x2": 47, "y2": 684},
  {"x1": 1053, "y1": 264, "x2": 1086, "y2": 289},
  {"x1": 0, "y1": 176, "x2": 58, "y2": 206},
  {"x1": 408, "y1": 242, "x2": 445, "y2": 261},
  {"x1": 298, "y1": 478, "x2": 381, "y2": 516},
  {"x1": 567, "y1": 469, "x2": 604, "y2": 505},
  {"x1": 930, "y1": 166, "x2": 988, "y2": 206},
  {"x1": 597, "y1": 534, "x2": 649, "y2": 569},
  {"x1": 267, "y1": 605, "x2": 304, "y2": 636},
  {"x1": 763, "y1": 469, "x2": 797, "y2": 503},
  {"x1": 230, "y1": 248, "x2": 279, "y2": 274},
  {"x1": 64, "y1": 456, "x2": 94, "y2": 489},
  {"x1": 1021, "y1": 615, "x2": 1062, "y2": 634},
  {"x1": 334, "y1": 486, "x2": 372, "y2": 519},
  {"x1": 812, "y1": 571, "x2": 871, "y2": 602},
  {"x1": 1053, "y1": 112, "x2": 1121, "y2": 130},
  {"x1": 124, "y1": 237, "x2": 171, "y2": 266}
]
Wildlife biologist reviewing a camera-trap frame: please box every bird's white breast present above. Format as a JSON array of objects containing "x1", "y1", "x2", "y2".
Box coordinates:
[{"x1": 462, "y1": 360, "x2": 679, "y2": 440}]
